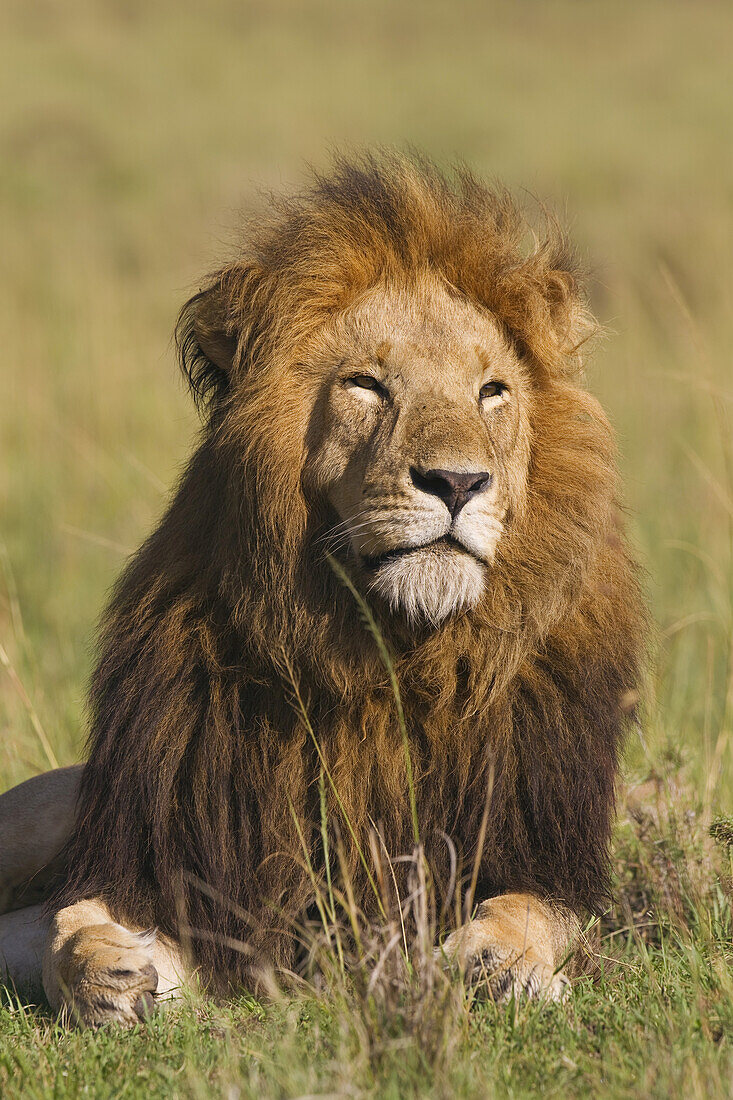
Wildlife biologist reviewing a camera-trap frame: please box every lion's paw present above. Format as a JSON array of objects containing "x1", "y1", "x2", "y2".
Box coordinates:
[
  {"x1": 46, "y1": 923, "x2": 159, "y2": 1028},
  {"x1": 438, "y1": 899, "x2": 571, "y2": 1005},
  {"x1": 463, "y1": 943, "x2": 570, "y2": 1004}
]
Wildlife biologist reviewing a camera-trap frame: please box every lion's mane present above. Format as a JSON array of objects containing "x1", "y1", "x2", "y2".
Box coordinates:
[{"x1": 54, "y1": 154, "x2": 646, "y2": 988}]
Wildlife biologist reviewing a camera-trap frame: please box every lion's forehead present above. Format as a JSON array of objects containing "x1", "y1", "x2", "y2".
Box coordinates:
[{"x1": 341, "y1": 279, "x2": 516, "y2": 377}]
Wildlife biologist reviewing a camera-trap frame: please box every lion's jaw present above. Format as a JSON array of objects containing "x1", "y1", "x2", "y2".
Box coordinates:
[
  {"x1": 366, "y1": 542, "x2": 489, "y2": 627},
  {"x1": 305, "y1": 278, "x2": 531, "y2": 627},
  {"x1": 353, "y1": 494, "x2": 507, "y2": 626}
]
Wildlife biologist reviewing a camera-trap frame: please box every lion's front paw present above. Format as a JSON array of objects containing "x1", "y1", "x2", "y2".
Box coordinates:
[
  {"x1": 464, "y1": 943, "x2": 570, "y2": 1003},
  {"x1": 440, "y1": 927, "x2": 569, "y2": 1004},
  {"x1": 44, "y1": 922, "x2": 159, "y2": 1028},
  {"x1": 438, "y1": 894, "x2": 573, "y2": 1005}
]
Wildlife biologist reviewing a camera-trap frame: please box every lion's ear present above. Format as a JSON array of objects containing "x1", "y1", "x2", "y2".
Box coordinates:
[
  {"x1": 555, "y1": 295, "x2": 597, "y2": 374},
  {"x1": 176, "y1": 264, "x2": 268, "y2": 412},
  {"x1": 542, "y1": 262, "x2": 597, "y2": 375}
]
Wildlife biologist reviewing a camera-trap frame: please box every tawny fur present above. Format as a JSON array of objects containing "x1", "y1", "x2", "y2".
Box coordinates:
[
  {"x1": 0, "y1": 766, "x2": 82, "y2": 914},
  {"x1": 49, "y1": 153, "x2": 646, "y2": 992},
  {"x1": 43, "y1": 899, "x2": 186, "y2": 1027},
  {"x1": 440, "y1": 892, "x2": 578, "y2": 1002}
]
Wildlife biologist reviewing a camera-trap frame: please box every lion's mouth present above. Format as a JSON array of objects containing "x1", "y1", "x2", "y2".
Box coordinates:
[{"x1": 361, "y1": 534, "x2": 477, "y2": 572}]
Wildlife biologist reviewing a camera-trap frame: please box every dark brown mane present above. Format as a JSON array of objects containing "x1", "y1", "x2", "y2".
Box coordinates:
[{"x1": 53, "y1": 153, "x2": 646, "y2": 989}]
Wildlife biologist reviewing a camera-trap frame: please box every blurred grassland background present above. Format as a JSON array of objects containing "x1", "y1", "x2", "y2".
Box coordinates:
[{"x1": 1, "y1": 2, "x2": 733, "y2": 1096}]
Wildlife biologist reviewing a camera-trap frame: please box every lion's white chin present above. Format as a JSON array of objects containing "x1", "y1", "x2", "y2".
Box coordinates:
[{"x1": 368, "y1": 546, "x2": 486, "y2": 627}]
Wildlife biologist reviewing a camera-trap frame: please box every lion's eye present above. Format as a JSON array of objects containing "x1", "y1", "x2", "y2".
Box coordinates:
[
  {"x1": 479, "y1": 380, "x2": 508, "y2": 403},
  {"x1": 346, "y1": 374, "x2": 387, "y2": 398}
]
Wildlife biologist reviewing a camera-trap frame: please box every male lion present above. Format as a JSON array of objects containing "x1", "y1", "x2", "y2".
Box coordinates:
[{"x1": 0, "y1": 154, "x2": 645, "y2": 1026}]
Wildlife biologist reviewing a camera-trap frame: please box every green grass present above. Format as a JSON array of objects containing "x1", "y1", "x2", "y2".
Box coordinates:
[
  {"x1": 1, "y1": 0, "x2": 733, "y2": 1095},
  {"x1": 2, "y1": 913, "x2": 733, "y2": 1099}
]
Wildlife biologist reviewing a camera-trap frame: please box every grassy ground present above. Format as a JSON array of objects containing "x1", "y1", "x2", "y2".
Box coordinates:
[{"x1": 1, "y1": 0, "x2": 732, "y2": 1095}]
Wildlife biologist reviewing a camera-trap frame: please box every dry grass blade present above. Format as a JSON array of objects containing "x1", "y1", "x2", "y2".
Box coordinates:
[
  {"x1": 278, "y1": 645, "x2": 387, "y2": 920},
  {"x1": 0, "y1": 642, "x2": 59, "y2": 770},
  {"x1": 326, "y1": 553, "x2": 419, "y2": 845}
]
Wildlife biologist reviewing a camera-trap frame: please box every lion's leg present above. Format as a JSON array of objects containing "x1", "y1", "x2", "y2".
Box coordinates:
[
  {"x1": 0, "y1": 765, "x2": 83, "y2": 913},
  {"x1": 0, "y1": 904, "x2": 50, "y2": 1002},
  {"x1": 439, "y1": 893, "x2": 578, "y2": 1003},
  {"x1": 43, "y1": 899, "x2": 189, "y2": 1028}
]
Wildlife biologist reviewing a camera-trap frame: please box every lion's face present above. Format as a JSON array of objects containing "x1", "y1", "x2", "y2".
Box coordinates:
[{"x1": 304, "y1": 277, "x2": 533, "y2": 625}]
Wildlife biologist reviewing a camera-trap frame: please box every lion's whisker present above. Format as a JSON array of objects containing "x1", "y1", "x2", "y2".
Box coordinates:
[{"x1": 312, "y1": 511, "x2": 373, "y2": 548}]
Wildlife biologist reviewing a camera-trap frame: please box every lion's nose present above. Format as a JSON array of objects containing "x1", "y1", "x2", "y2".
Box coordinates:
[{"x1": 410, "y1": 467, "x2": 493, "y2": 519}]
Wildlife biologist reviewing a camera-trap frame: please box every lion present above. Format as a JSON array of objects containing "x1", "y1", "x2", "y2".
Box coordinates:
[{"x1": 0, "y1": 153, "x2": 646, "y2": 1027}]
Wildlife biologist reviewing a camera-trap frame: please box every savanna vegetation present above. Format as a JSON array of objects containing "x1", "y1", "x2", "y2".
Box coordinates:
[{"x1": 1, "y1": 1, "x2": 732, "y2": 1096}]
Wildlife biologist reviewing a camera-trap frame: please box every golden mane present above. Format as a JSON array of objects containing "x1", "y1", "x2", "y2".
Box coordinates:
[{"x1": 53, "y1": 154, "x2": 646, "y2": 989}]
